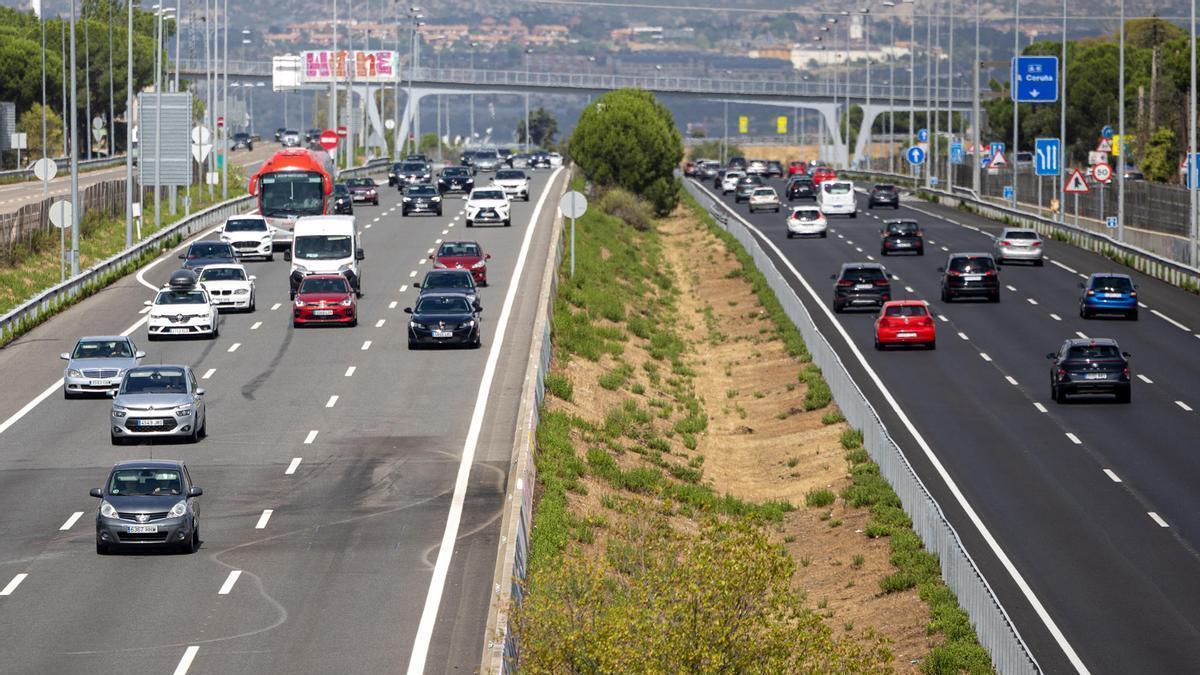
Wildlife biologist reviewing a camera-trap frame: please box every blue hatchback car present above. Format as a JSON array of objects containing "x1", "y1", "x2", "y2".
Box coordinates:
[{"x1": 1080, "y1": 273, "x2": 1138, "y2": 320}]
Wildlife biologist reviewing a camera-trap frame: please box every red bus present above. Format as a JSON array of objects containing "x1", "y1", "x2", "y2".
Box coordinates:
[{"x1": 248, "y1": 148, "x2": 335, "y2": 245}]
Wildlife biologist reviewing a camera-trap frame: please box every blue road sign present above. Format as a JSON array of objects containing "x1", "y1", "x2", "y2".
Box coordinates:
[
  {"x1": 917, "y1": 128, "x2": 929, "y2": 143},
  {"x1": 950, "y1": 142, "x2": 964, "y2": 165},
  {"x1": 1102, "y1": 125, "x2": 1114, "y2": 140},
  {"x1": 930, "y1": 176, "x2": 939, "y2": 186},
  {"x1": 1106, "y1": 216, "x2": 1118, "y2": 229},
  {"x1": 1011, "y1": 56, "x2": 1059, "y2": 103},
  {"x1": 1187, "y1": 153, "x2": 1200, "y2": 189},
  {"x1": 1034, "y1": 138, "x2": 1061, "y2": 176},
  {"x1": 906, "y1": 146, "x2": 926, "y2": 166},
  {"x1": 989, "y1": 142, "x2": 1005, "y2": 158},
  {"x1": 1003, "y1": 185, "x2": 1015, "y2": 200}
]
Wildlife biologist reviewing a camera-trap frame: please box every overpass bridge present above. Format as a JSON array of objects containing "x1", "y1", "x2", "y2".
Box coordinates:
[{"x1": 176, "y1": 58, "x2": 978, "y2": 167}]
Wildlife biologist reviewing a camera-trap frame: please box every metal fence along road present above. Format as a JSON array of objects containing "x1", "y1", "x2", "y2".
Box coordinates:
[
  {"x1": 0, "y1": 154, "x2": 125, "y2": 182},
  {"x1": 686, "y1": 179, "x2": 1041, "y2": 675},
  {"x1": 0, "y1": 179, "x2": 132, "y2": 253}
]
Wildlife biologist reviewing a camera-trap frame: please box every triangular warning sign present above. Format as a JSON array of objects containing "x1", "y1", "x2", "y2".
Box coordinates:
[
  {"x1": 1064, "y1": 168, "x2": 1090, "y2": 193},
  {"x1": 1097, "y1": 138, "x2": 1112, "y2": 153},
  {"x1": 989, "y1": 149, "x2": 1008, "y2": 167}
]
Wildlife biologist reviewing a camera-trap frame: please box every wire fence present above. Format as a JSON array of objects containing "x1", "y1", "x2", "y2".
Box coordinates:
[{"x1": 0, "y1": 180, "x2": 135, "y2": 255}]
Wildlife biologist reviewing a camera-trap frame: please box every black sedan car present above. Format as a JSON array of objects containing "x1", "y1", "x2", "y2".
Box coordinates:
[
  {"x1": 786, "y1": 176, "x2": 816, "y2": 201},
  {"x1": 765, "y1": 160, "x2": 785, "y2": 178},
  {"x1": 405, "y1": 292, "x2": 481, "y2": 349},
  {"x1": 939, "y1": 253, "x2": 999, "y2": 302},
  {"x1": 529, "y1": 151, "x2": 552, "y2": 169},
  {"x1": 831, "y1": 263, "x2": 893, "y2": 313},
  {"x1": 394, "y1": 161, "x2": 431, "y2": 187},
  {"x1": 880, "y1": 220, "x2": 924, "y2": 256},
  {"x1": 231, "y1": 133, "x2": 253, "y2": 151},
  {"x1": 402, "y1": 184, "x2": 443, "y2": 216},
  {"x1": 332, "y1": 183, "x2": 354, "y2": 214},
  {"x1": 1047, "y1": 338, "x2": 1132, "y2": 403},
  {"x1": 90, "y1": 459, "x2": 203, "y2": 554},
  {"x1": 868, "y1": 184, "x2": 900, "y2": 209},
  {"x1": 387, "y1": 161, "x2": 404, "y2": 186},
  {"x1": 178, "y1": 241, "x2": 237, "y2": 273},
  {"x1": 416, "y1": 268, "x2": 482, "y2": 312},
  {"x1": 437, "y1": 166, "x2": 475, "y2": 195}
]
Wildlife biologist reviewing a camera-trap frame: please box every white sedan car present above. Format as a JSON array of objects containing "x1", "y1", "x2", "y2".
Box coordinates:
[
  {"x1": 199, "y1": 264, "x2": 257, "y2": 312},
  {"x1": 786, "y1": 207, "x2": 828, "y2": 238},
  {"x1": 491, "y1": 169, "x2": 531, "y2": 202},
  {"x1": 146, "y1": 273, "x2": 220, "y2": 340},
  {"x1": 748, "y1": 187, "x2": 781, "y2": 213},
  {"x1": 219, "y1": 214, "x2": 276, "y2": 261},
  {"x1": 465, "y1": 187, "x2": 511, "y2": 227}
]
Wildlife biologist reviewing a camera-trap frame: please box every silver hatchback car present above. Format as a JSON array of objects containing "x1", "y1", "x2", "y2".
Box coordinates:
[
  {"x1": 61, "y1": 335, "x2": 145, "y2": 398},
  {"x1": 110, "y1": 365, "x2": 207, "y2": 445},
  {"x1": 994, "y1": 227, "x2": 1044, "y2": 265}
]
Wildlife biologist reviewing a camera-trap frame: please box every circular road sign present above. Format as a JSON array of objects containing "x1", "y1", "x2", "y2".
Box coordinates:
[
  {"x1": 217, "y1": 116, "x2": 224, "y2": 128},
  {"x1": 384, "y1": 119, "x2": 396, "y2": 130},
  {"x1": 558, "y1": 190, "x2": 588, "y2": 219},
  {"x1": 92, "y1": 115, "x2": 105, "y2": 130},
  {"x1": 1092, "y1": 162, "x2": 1113, "y2": 184},
  {"x1": 319, "y1": 129, "x2": 339, "y2": 151},
  {"x1": 191, "y1": 125, "x2": 212, "y2": 146},
  {"x1": 48, "y1": 200, "x2": 74, "y2": 230},
  {"x1": 33, "y1": 157, "x2": 58, "y2": 182},
  {"x1": 905, "y1": 146, "x2": 926, "y2": 166},
  {"x1": 336, "y1": 126, "x2": 348, "y2": 138},
  {"x1": 1102, "y1": 125, "x2": 1114, "y2": 140},
  {"x1": 916, "y1": 128, "x2": 930, "y2": 143}
]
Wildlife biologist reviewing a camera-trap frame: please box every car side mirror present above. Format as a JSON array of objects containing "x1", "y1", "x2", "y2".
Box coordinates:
[
  {"x1": 89, "y1": 488, "x2": 103, "y2": 498},
  {"x1": 188, "y1": 486, "x2": 204, "y2": 497},
  {"x1": 1045, "y1": 353, "x2": 1056, "y2": 360},
  {"x1": 178, "y1": 253, "x2": 187, "y2": 259},
  {"x1": 60, "y1": 352, "x2": 71, "y2": 360},
  {"x1": 1078, "y1": 283, "x2": 1085, "y2": 289},
  {"x1": 1134, "y1": 284, "x2": 1139, "y2": 289},
  {"x1": 284, "y1": 249, "x2": 293, "y2": 261},
  {"x1": 937, "y1": 267, "x2": 945, "y2": 273},
  {"x1": 109, "y1": 388, "x2": 120, "y2": 397},
  {"x1": 413, "y1": 282, "x2": 421, "y2": 288},
  {"x1": 428, "y1": 254, "x2": 435, "y2": 259},
  {"x1": 249, "y1": 275, "x2": 257, "y2": 281},
  {"x1": 143, "y1": 300, "x2": 153, "y2": 306},
  {"x1": 195, "y1": 388, "x2": 206, "y2": 397},
  {"x1": 134, "y1": 351, "x2": 146, "y2": 359},
  {"x1": 485, "y1": 253, "x2": 492, "y2": 259},
  {"x1": 1122, "y1": 351, "x2": 1132, "y2": 358},
  {"x1": 829, "y1": 274, "x2": 837, "y2": 280}
]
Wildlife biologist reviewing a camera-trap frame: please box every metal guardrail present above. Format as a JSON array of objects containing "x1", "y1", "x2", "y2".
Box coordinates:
[
  {"x1": 0, "y1": 154, "x2": 126, "y2": 181},
  {"x1": 686, "y1": 179, "x2": 1040, "y2": 675}
]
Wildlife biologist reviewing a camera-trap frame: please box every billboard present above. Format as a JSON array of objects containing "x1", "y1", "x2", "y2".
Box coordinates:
[
  {"x1": 137, "y1": 92, "x2": 194, "y2": 187},
  {"x1": 301, "y1": 51, "x2": 397, "y2": 84},
  {"x1": 0, "y1": 102, "x2": 15, "y2": 151}
]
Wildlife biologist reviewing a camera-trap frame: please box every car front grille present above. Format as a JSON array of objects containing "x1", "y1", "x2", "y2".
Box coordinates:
[
  {"x1": 117, "y1": 511, "x2": 170, "y2": 521},
  {"x1": 82, "y1": 368, "x2": 120, "y2": 378},
  {"x1": 127, "y1": 417, "x2": 179, "y2": 432},
  {"x1": 233, "y1": 241, "x2": 260, "y2": 250},
  {"x1": 117, "y1": 532, "x2": 170, "y2": 542}
]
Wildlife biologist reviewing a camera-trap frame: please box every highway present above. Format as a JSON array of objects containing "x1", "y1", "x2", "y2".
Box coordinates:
[
  {"x1": 0, "y1": 167, "x2": 565, "y2": 674},
  {"x1": 695, "y1": 176, "x2": 1200, "y2": 674}
]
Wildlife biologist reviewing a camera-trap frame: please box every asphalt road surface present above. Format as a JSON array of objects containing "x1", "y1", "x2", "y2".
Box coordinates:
[
  {"x1": 0, "y1": 167, "x2": 566, "y2": 674},
  {"x1": 695, "y1": 176, "x2": 1200, "y2": 675}
]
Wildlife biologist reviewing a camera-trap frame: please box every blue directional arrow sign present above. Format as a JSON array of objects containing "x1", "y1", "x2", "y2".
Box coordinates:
[
  {"x1": 1102, "y1": 125, "x2": 1114, "y2": 140},
  {"x1": 1003, "y1": 185, "x2": 1014, "y2": 200},
  {"x1": 950, "y1": 142, "x2": 964, "y2": 165},
  {"x1": 916, "y1": 128, "x2": 930, "y2": 143},
  {"x1": 1034, "y1": 138, "x2": 1061, "y2": 176},
  {"x1": 906, "y1": 146, "x2": 926, "y2": 166},
  {"x1": 989, "y1": 142, "x2": 1005, "y2": 158},
  {"x1": 1012, "y1": 56, "x2": 1059, "y2": 103},
  {"x1": 1186, "y1": 153, "x2": 1200, "y2": 189}
]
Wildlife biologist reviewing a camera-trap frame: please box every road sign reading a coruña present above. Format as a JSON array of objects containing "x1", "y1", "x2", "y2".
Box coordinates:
[
  {"x1": 1011, "y1": 56, "x2": 1059, "y2": 103},
  {"x1": 1034, "y1": 138, "x2": 1061, "y2": 176}
]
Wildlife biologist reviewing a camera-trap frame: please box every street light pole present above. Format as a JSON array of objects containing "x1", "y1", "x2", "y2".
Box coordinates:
[
  {"x1": 1191, "y1": 0, "x2": 1198, "y2": 265},
  {"x1": 1011, "y1": 0, "x2": 1020, "y2": 208},
  {"x1": 909, "y1": 0, "x2": 916, "y2": 166},
  {"x1": 1117, "y1": 0, "x2": 1125, "y2": 241},
  {"x1": 1059, "y1": 0, "x2": 1067, "y2": 222},
  {"x1": 469, "y1": 42, "x2": 478, "y2": 141},
  {"x1": 69, "y1": 0, "x2": 80, "y2": 277},
  {"x1": 972, "y1": 0, "x2": 981, "y2": 194},
  {"x1": 221, "y1": 0, "x2": 228, "y2": 198},
  {"x1": 864, "y1": 8, "x2": 872, "y2": 171},
  {"x1": 125, "y1": 0, "x2": 134, "y2": 247},
  {"x1": 524, "y1": 48, "x2": 532, "y2": 153},
  {"x1": 946, "y1": 0, "x2": 954, "y2": 193},
  {"x1": 330, "y1": 0, "x2": 338, "y2": 168}
]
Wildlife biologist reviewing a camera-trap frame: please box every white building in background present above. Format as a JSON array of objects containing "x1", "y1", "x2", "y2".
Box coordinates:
[{"x1": 785, "y1": 44, "x2": 916, "y2": 69}]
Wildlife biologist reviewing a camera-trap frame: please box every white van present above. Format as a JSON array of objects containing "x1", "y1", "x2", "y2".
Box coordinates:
[
  {"x1": 286, "y1": 215, "x2": 364, "y2": 298},
  {"x1": 819, "y1": 180, "x2": 857, "y2": 218}
]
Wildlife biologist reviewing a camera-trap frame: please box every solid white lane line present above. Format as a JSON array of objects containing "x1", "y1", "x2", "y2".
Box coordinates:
[
  {"x1": 251, "y1": 321, "x2": 262, "y2": 330},
  {"x1": 326, "y1": 395, "x2": 338, "y2": 408},
  {"x1": 1075, "y1": 331, "x2": 1088, "y2": 339},
  {"x1": 389, "y1": 301, "x2": 398, "y2": 309},
  {"x1": 361, "y1": 340, "x2": 372, "y2": 351},
  {"x1": 1034, "y1": 402, "x2": 1048, "y2": 413},
  {"x1": 304, "y1": 430, "x2": 318, "y2": 444},
  {"x1": 980, "y1": 353, "x2": 992, "y2": 362},
  {"x1": 1176, "y1": 401, "x2": 1194, "y2": 412},
  {"x1": 218, "y1": 570, "x2": 242, "y2": 595},
  {"x1": 255, "y1": 510, "x2": 273, "y2": 529},
  {"x1": 1027, "y1": 298, "x2": 1038, "y2": 305},
  {"x1": 408, "y1": 166, "x2": 564, "y2": 674},
  {"x1": 1065, "y1": 432, "x2": 1083, "y2": 445},
  {"x1": 957, "y1": 331, "x2": 969, "y2": 340},
  {"x1": 0, "y1": 380, "x2": 64, "y2": 436},
  {"x1": 345, "y1": 366, "x2": 356, "y2": 377},
  {"x1": 285, "y1": 457, "x2": 303, "y2": 475},
  {"x1": 60, "y1": 512, "x2": 84, "y2": 531},
  {"x1": 0, "y1": 573, "x2": 28, "y2": 596},
  {"x1": 1005, "y1": 284, "x2": 1017, "y2": 292},
  {"x1": 1137, "y1": 374, "x2": 1153, "y2": 384},
  {"x1": 227, "y1": 343, "x2": 241, "y2": 353},
  {"x1": 1005, "y1": 376, "x2": 1019, "y2": 386},
  {"x1": 271, "y1": 303, "x2": 281, "y2": 311},
  {"x1": 1050, "y1": 259, "x2": 1078, "y2": 273},
  {"x1": 409, "y1": 270, "x2": 418, "y2": 277},
  {"x1": 1104, "y1": 469, "x2": 1122, "y2": 483},
  {"x1": 1149, "y1": 512, "x2": 1170, "y2": 528},
  {"x1": 202, "y1": 369, "x2": 216, "y2": 380},
  {"x1": 375, "y1": 319, "x2": 386, "y2": 328},
  {"x1": 1078, "y1": 273, "x2": 1088, "y2": 279},
  {"x1": 139, "y1": 305, "x2": 151, "y2": 314},
  {"x1": 1050, "y1": 313, "x2": 1062, "y2": 321},
  {"x1": 399, "y1": 284, "x2": 409, "y2": 292},
  {"x1": 1150, "y1": 309, "x2": 1191, "y2": 332},
  {"x1": 172, "y1": 646, "x2": 200, "y2": 675}
]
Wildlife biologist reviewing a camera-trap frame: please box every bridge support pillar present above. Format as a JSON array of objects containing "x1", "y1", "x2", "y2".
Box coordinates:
[{"x1": 851, "y1": 105, "x2": 889, "y2": 171}]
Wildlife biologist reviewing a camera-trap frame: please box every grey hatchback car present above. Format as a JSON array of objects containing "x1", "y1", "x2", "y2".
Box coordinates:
[
  {"x1": 61, "y1": 335, "x2": 145, "y2": 398},
  {"x1": 90, "y1": 460, "x2": 203, "y2": 554},
  {"x1": 110, "y1": 365, "x2": 207, "y2": 445}
]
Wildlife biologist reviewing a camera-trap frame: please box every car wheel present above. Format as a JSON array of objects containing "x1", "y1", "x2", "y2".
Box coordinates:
[
  {"x1": 874, "y1": 338, "x2": 882, "y2": 350},
  {"x1": 1034, "y1": 259, "x2": 1044, "y2": 266},
  {"x1": 110, "y1": 433, "x2": 124, "y2": 446},
  {"x1": 349, "y1": 315, "x2": 358, "y2": 327},
  {"x1": 832, "y1": 301, "x2": 844, "y2": 314},
  {"x1": 786, "y1": 232, "x2": 794, "y2": 239},
  {"x1": 524, "y1": 195, "x2": 530, "y2": 202},
  {"x1": 64, "y1": 389, "x2": 77, "y2": 400},
  {"x1": 266, "y1": 253, "x2": 274, "y2": 262},
  {"x1": 880, "y1": 249, "x2": 888, "y2": 256},
  {"x1": 465, "y1": 219, "x2": 473, "y2": 227},
  {"x1": 819, "y1": 231, "x2": 827, "y2": 238},
  {"x1": 1128, "y1": 309, "x2": 1138, "y2": 321},
  {"x1": 504, "y1": 219, "x2": 512, "y2": 227},
  {"x1": 850, "y1": 212, "x2": 857, "y2": 219},
  {"x1": 188, "y1": 424, "x2": 200, "y2": 444},
  {"x1": 894, "y1": 204, "x2": 900, "y2": 210},
  {"x1": 292, "y1": 320, "x2": 301, "y2": 328},
  {"x1": 1080, "y1": 306, "x2": 1090, "y2": 319},
  {"x1": 248, "y1": 294, "x2": 256, "y2": 313},
  {"x1": 941, "y1": 288, "x2": 951, "y2": 302},
  {"x1": 917, "y1": 248, "x2": 924, "y2": 256},
  {"x1": 408, "y1": 340, "x2": 418, "y2": 350},
  {"x1": 1052, "y1": 383, "x2": 1062, "y2": 403},
  {"x1": 182, "y1": 524, "x2": 200, "y2": 554},
  {"x1": 989, "y1": 292, "x2": 1000, "y2": 303},
  {"x1": 1117, "y1": 387, "x2": 1132, "y2": 404},
  {"x1": 927, "y1": 340, "x2": 936, "y2": 350},
  {"x1": 211, "y1": 321, "x2": 220, "y2": 339},
  {"x1": 96, "y1": 540, "x2": 109, "y2": 555},
  {"x1": 436, "y1": 209, "x2": 443, "y2": 216},
  {"x1": 147, "y1": 333, "x2": 160, "y2": 342}
]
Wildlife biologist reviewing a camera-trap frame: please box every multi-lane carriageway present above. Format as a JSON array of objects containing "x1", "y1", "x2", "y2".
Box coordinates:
[
  {"x1": 0, "y1": 168, "x2": 566, "y2": 674},
  {"x1": 695, "y1": 176, "x2": 1200, "y2": 674}
]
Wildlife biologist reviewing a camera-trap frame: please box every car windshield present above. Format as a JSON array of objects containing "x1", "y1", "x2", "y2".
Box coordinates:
[
  {"x1": 259, "y1": 172, "x2": 325, "y2": 218},
  {"x1": 1004, "y1": 230, "x2": 1039, "y2": 239},
  {"x1": 73, "y1": 339, "x2": 133, "y2": 359},
  {"x1": 885, "y1": 304, "x2": 928, "y2": 317},
  {"x1": 442, "y1": 167, "x2": 470, "y2": 177},
  {"x1": 949, "y1": 257, "x2": 995, "y2": 273},
  {"x1": 842, "y1": 268, "x2": 886, "y2": 283},
  {"x1": 187, "y1": 243, "x2": 232, "y2": 258},
  {"x1": 792, "y1": 209, "x2": 821, "y2": 220},
  {"x1": 874, "y1": 184, "x2": 896, "y2": 192},
  {"x1": 416, "y1": 296, "x2": 473, "y2": 314},
  {"x1": 824, "y1": 182, "x2": 853, "y2": 194},
  {"x1": 739, "y1": 177, "x2": 763, "y2": 186},
  {"x1": 887, "y1": 222, "x2": 919, "y2": 235},
  {"x1": 473, "y1": 151, "x2": 497, "y2": 160},
  {"x1": 333, "y1": 184, "x2": 349, "y2": 195},
  {"x1": 347, "y1": 178, "x2": 375, "y2": 187},
  {"x1": 401, "y1": 162, "x2": 426, "y2": 172},
  {"x1": 234, "y1": 134, "x2": 249, "y2": 141},
  {"x1": 1091, "y1": 276, "x2": 1133, "y2": 292},
  {"x1": 753, "y1": 188, "x2": 775, "y2": 197},
  {"x1": 224, "y1": 219, "x2": 267, "y2": 232},
  {"x1": 121, "y1": 367, "x2": 188, "y2": 394},
  {"x1": 725, "y1": 172, "x2": 744, "y2": 180},
  {"x1": 473, "y1": 190, "x2": 506, "y2": 201},
  {"x1": 496, "y1": 170, "x2": 526, "y2": 180},
  {"x1": 299, "y1": 277, "x2": 350, "y2": 294},
  {"x1": 1067, "y1": 345, "x2": 1122, "y2": 360},
  {"x1": 407, "y1": 186, "x2": 438, "y2": 196},
  {"x1": 108, "y1": 468, "x2": 183, "y2": 496},
  {"x1": 423, "y1": 271, "x2": 474, "y2": 289},
  {"x1": 155, "y1": 290, "x2": 207, "y2": 305},
  {"x1": 294, "y1": 234, "x2": 353, "y2": 260},
  {"x1": 200, "y1": 268, "x2": 247, "y2": 282},
  {"x1": 439, "y1": 243, "x2": 482, "y2": 257}
]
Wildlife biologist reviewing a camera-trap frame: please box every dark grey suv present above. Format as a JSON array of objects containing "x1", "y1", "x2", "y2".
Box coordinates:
[
  {"x1": 90, "y1": 460, "x2": 203, "y2": 554},
  {"x1": 939, "y1": 253, "x2": 1000, "y2": 302},
  {"x1": 831, "y1": 263, "x2": 893, "y2": 312}
]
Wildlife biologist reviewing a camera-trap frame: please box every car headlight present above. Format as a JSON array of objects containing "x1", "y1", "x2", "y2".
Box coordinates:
[
  {"x1": 293, "y1": 263, "x2": 309, "y2": 274},
  {"x1": 294, "y1": 298, "x2": 305, "y2": 308},
  {"x1": 100, "y1": 501, "x2": 118, "y2": 519},
  {"x1": 341, "y1": 297, "x2": 354, "y2": 306},
  {"x1": 220, "y1": 235, "x2": 231, "y2": 242},
  {"x1": 337, "y1": 263, "x2": 353, "y2": 273},
  {"x1": 403, "y1": 197, "x2": 412, "y2": 202},
  {"x1": 175, "y1": 405, "x2": 194, "y2": 417},
  {"x1": 234, "y1": 288, "x2": 249, "y2": 295},
  {"x1": 462, "y1": 319, "x2": 476, "y2": 328},
  {"x1": 67, "y1": 368, "x2": 83, "y2": 378},
  {"x1": 261, "y1": 235, "x2": 273, "y2": 242},
  {"x1": 168, "y1": 500, "x2": 188, "y2": 518},
  {"x1": 432, "y1": 196, "x2": 442, "y2": 202},
  {"x1": 471, "y1": 260, "x2": 486, "y2": 269}
]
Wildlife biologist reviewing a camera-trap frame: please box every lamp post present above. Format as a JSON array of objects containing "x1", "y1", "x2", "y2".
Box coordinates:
[
  {"x1": 469, "y1": 41, "x2": 478, "y2": 142},
  {"x1": 1011, "y1": 0, "x2": 1021, "y2": 208},
  {"x1": 883, "y1": 1, "x2": 897, "y2": 173},
  {"x1": 1117, "y1": 0, "x2": 1124, "y2": 241},
  {"x1": 973, "y1": 0, "x2": 981, "y2": 194},
  {"x1": 908, "y1": 0, "x2": 917, "y2": 170},
  {"x1": 861, "y1": 7, "x2": 872, "y2": 170},
  {"x1": 69, "y1": 0, "x2": 79, "y2": 277},
  {"x1": 524, "y1": 48, "x2": 533, "y2": 152},
  {"x1": 1058, "y1": 0, "x2": 1067, "y2": 221},
  {"x1": 1191, "y1": 0, "x2": 1198, "y2": 265},
  {"x1": 125, "y1": 0, "x2": 133, "y2": 246},
  {"x1": 402, "y1": 9, "x2": 423, "y2": 156},
  {"x1": 841, "y1": 12, "x2": 850, "y2": 170}
]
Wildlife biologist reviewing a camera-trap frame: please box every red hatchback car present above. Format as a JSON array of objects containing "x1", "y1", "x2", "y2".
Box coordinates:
[
  {"x1": 431, "y1": 241, "x2": 491, "y2": 286},
  {"x1": 788, "y1": 160, "x2": 808, "y2": 176},
  {"x1": 811, "y1": 166, "x2": 837, "y2": 185},
  {"x1": 292, "y1": 275, "x2": 358, "y2": 327},
  {"x1": 874, "y1": 300, "x2": 936, "y2": 350}
]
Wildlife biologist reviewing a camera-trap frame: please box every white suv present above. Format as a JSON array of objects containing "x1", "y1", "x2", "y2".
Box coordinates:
[
  {"x1": 219, "y1": 214, "x2": 275, "y2": 261},
  {"x1": 465, "y1": 187, "x2": 511, "y2": 227},
  {"x1": 491, "y1": 169, "x2": 531, "y2": 202},
  {"x1": 146, "y1": 271, "x2": 220, "y2": 340}
]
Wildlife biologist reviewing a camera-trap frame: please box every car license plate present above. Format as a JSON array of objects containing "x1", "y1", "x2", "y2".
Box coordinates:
[
  {"x1": 171, "y1": 328, "x2": 189, "y2": 334},
  {"x1": 897, "y1": 332, "x2": 917, "y2": 338},
  {"x1": 896, "y1": 241, "x2": 910, "y2": 247},
  {"x1": 90, "y1": 380, "x2": 108, "y2": 387},
  {"x1": 855, "y1": 284, "x2": 873, "y2": 290},
  {"x1": 1085, "y1": 372, "x2": 1108, "y2": 380},
  {"x1": 965, "y1": 275, "x2": 982, "y2": 282},
  {"x1": 432, "y1": 330, "x2": 453, "y2": 338},
  {"x1": 126, "y1": 525, "x2": 158, "y2": 534},
  {"x1": 139, "y1": 419, "x2": 165, "y2": 427},
  {"x1": 1105, "y1": 293, "x2": 1124, "y2": 298},
  {"x1": 313, "y1": 310, "x2": 333, "y2": 316}
]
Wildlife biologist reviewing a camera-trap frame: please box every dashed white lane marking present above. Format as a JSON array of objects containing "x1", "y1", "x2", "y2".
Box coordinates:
[
  {"x1": 1149, "y1": 512, "x2": 1170, "y2": 528},
  {"x1": 285, "y1": 457, "x2": 303, "y2": 475},
  {"x1": 937, "y1": 314, "x2": 948, "y2": 322},
  {"x1": 1065, "y1": 432, "x2": 1083, "y2": 445},
  {"x1": 1104, "y1": 469, "x2": 1122, "y2": 483},
  {"x1": 426, "y1": 248, "x2": 435, "y2": 255},
  {"x1": 303, "y1": 430, "x2": 318, "y2": 444},
  {"x1": 1027, "y1": 298, "x2": 1038, "y2": 305},
  {"x1": 218, "y1": 570, "x2": 242, "y2": 595},
  {"x1": 866, "y1": 255, "x2": 875, "y2": 261},
  {"x1": 1005, "y1": 376, "x2": 1019, "y2": 386},
  {"x1": 345, "y1": 366, "x2": 356, "y2": 377},
  {"x1": 171, "y1": 646, "x2": 200, "y2": 675},
  {"x1": 399, "y1": 284, "x2": 409, "y2": 293},
  {"x1": 60, "y1": 512, "x2": 84, "y2": 531},
  {"x1": 202, "y1": 369, "x2": 216, "y2": 380},
  {"x1": 389, "y1": 301, "x2": 398, "y2": 309},
  {"x1": 375, "y1": 319, "x2": 386, "y2": 328},
  {"x1": 1138, "y1": 301, "x2": 1148, "y2": 308},
  {"x1": 1075, "y1": 331, "x2": 1088, "y2": 339},
  {"x1": 255, "y1": 510, "x2": 273, "y2": 529},
  {"x1": 837, "y1": 233, "x2": 845, "y2": 239},
  {"x1": 325, "y1": 395, "x2": 338, "y2": 408},
  {"x1": 251, "y1": 321, "x2": 262, "y2": 330},
  {"x1": 855, "y1": 247, "x2": 863, "y2": 253},
  {"x1": 227, "y1": 343, "x2": 241, "y2": 353},
  {"x1": 435, "y1": 238, "x2": 443, "y2": 244},
  {"x1": 0, "y1": 574, "x2": 28, "y2": 596},
  {"x1": 441, "y1": 229, "x2": 448, "y2": 235},
  {"x1": 1005, "y1": 284, "x2": 1017, "y2": 292},
  {"x1": 409, "y1": 270, "x2": 418, "y2": 278},
  {"x1": 940, "y1": 245, "x2": 949, "y2": 251},
  {"x1": 957, "y1": 331, "x2": 969, "y2": 340},
  {"x1": 270, "y1": 303, "x2": 281, "y2": 311},
  {"x1": 365, "y1": 223, "x2": 373, "y2": 229},
  {"x1": 905, "y1": 286, "x2": 914, "y2": 293},
  {"x1": 980, "y1": 353, "x2": 992, "y2": 362},
  {"x1": 1137, "y1": 374, "x2": 1153, "y2": 384},
  {"x1": 1050, "y1": 313, "x2": 1062, "y2": 321},
  {"x1": 361, "y1": 340, "x2": 372, "y2": 351},
  {"x1": 447, "y1": 223, "x2": 454, "y2": 228},
  {"x1": 419, "y1": 258, "x2": 427, "y2": 265},
  {"x1": 1034, "y1": 402, "x2": 1048, "y2": 413},
  {"x1": 1176, "y1": 401, "x2": 1194, "y2": 412},
  {"x1": 846, "y1": 240, "x2": 855, "y2": 245},
  {"x1": 373, "y1": 216, "x2": 381, "y2": 222},
  {"x1": 1150, "y1": 309, "x2": 1191, "y2": 332},
  {"x1": 927, "y1": 239, "x2": 936, "y2": 244},
  {"x1": 1050, "y1": 260, "x2": 1078, "y2": 274}
]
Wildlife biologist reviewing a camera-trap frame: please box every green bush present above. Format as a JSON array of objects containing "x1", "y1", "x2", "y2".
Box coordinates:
[
  {"x1": 597, "y1": 188, "x2": 655, "y2": 232},
  {"x1": 544, "y1": 372, "x2": 573, "y2": 401},
  {"x1": 805, "y1": 488, "x2": 836, "y2": 508}
]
